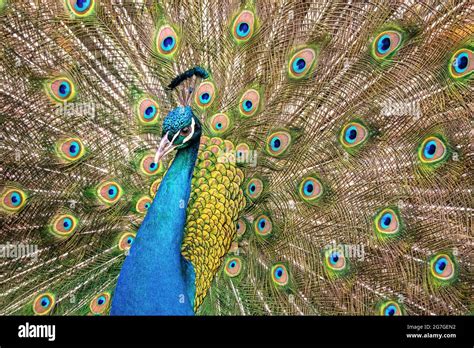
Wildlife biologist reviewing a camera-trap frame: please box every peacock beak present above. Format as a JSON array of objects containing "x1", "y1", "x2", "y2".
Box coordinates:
[{"x1": 154, "y1": 131, "x2": 180, "y2": 164}]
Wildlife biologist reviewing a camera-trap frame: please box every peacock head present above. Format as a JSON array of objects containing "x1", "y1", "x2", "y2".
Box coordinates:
[{"x1": 154, "y1": 106, "x2": 202, "y2": 163}]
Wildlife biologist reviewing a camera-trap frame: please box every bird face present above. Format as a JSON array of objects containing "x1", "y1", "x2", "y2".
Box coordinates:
[{"x1": 154, "y1": 106, "x2": 202, "y2": 163}]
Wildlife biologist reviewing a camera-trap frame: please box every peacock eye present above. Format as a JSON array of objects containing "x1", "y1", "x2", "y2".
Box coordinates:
[
  {"x1": 298, "y1": 176, "x2": 324, "y2": 203},
  {"x1": 33, "y1": 293, "x2": 55, "y2": 315},
  {"x1": 231, "y1": 10, "x2": 255, "y2": 43},
  {"x1": 339, "y1": 121, "x2": 369, "y2": 150},
  {"x1": 265, "y1": 130, "x2": 292, "y2": 157},
  {"x1": 137, "y1": 98, "x2": 159, "y2": 125},
  {"x1": 47, "y1": 77, "x2": 76, "y2": 103},
  {"x1": 245, "y1": 178, "x2": 263, "y2": 200},
  {"x1": 135, "y1": 196, "x2": 152, "y2": 214},
  {"x1": 50, "y1": 213, "x2": 78, "y2": 238},
  {"x1": 156, "y1": 25, "x2": 179, "y2": 57},
  {"x1": 380, "y1": 301, "x2": 402, "y2": 316},
  {"x1": 56, "y1": 137, "x2": 85, "y2": 162},
  {"x1": 180, "y1": 127, "x2": 191, "y2": 137},
  {"x1": 239, "y1": 89, "x2": 261, "y2": 117},
  {"x1": 373, "y1": 30, "x2": 402, "y2": 60},
  {"x1": 236, "y1": 218, "x2": 247, "y2": 237},
  {"x1": 118, "y1": 232, "x2": 136, "y2": 251},
  {"x1": 97, "y1": 181, "x2": 123, "y2": 205},
  {"x1": 224, "y1": 257, "x2": 242, "y2": 277},
  {"x1": 271, "y1": 264, "x2": 289, "y2": 286},
  {"x1": 209, "y1": 113, "x2": 231, "y2": 134},
  {"x1": 418, "y1": 136, "x2": 447, "y2": 164},
  {"x1": 430, "y1": 253, "x2": 455, "y2": 281},
  {"x1": 324, "y1": 249, "x2": 346, "y2": 271},
  {"x1": 374, "y1": 208, "x2": 401, "y2": 237},
  {"x1": 1, "y1": 187, "x2": 27, "y2": 213},
  {"x1": 67, "y1": 0, "x2": 95, "y2": 17},
  {"x1": 288, "y1": 47, "x2": 317, "y2": 79},
  {"x1": 195, "y1": 81, "x2": 216, "y2": 109},
  {"x1": 254, "y1": 214, "x2": 272, "y2": 236},
  {"x1": 449, "y1": 48, "x2": 473, "y2": 78}
]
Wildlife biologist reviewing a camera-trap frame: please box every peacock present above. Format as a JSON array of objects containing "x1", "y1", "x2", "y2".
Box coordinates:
[{"x1": 0, "y1": 0, "x2": 472, "y2": 316}]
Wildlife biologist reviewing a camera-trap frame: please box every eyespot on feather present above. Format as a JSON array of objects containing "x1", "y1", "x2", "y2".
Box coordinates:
[
  {"x1": 231, "y1": 10, "x2": 255, "y2": 43},
  {"x1": 118, "y1": 232, "x2": 136, "y2": 251},
  {"x1": 90, "y1": 292, "x2": 111, "y2": 315},
  {"x1": 239, "y1": 89, "x2": 260, "y2": 117},
  {"x1": 66, "y1": 0, "x2": 96, "y2": 18},
  {"x1": 49, "y1": 213, "x2": 79, "y2": 238},
  {"x1": 56, "y1": 138, "x2": 85, "y2": 162},
  {"x1": 137, "y1": 98, "x2": 160, "y2": 125},
  {"x1": 265, "y1": 131, "x2": 292, "y2": 157},
  {"x1": 271, "y1": 263, "x2": 289, "y2": 286},
  {"x1": 224, "y1": 257, "x2": 242, "y2": 277},
  {"x1": 1, "y1": 186, "x2": 28, "y2": 213},
  {"x1": 156, "y1": 25, "x2": 179, "y2": 57},
  {"x1": 288, "y1": 47, "x2": 317, "y2": 79},
  {"x1": 418, "y1": 136, "x2": 447, "y2": 164},
  {"x1": 33, "y1": 293, "x2": 55, "y2": 315},
  {"x1": 195, "y1": 81, "x2": 216, "y2": 109},
  {"x1": 372, "y1": 30, "x2": 403, "y2": 60},
  {"x1": 254, "y1": 214, "x2": 272, "y2": 236},
  {"x1": 46, "y1": 77, "x2": 76, "y2": 103}
]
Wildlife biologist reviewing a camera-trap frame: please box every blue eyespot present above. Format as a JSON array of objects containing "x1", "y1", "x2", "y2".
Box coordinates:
[
  {"x1": 144, "y1": 202, "x2": 151, "y2": 210},
  {"x1": 258, "y1": 218, "x2": 266, "y2": 230},
  {"x1": 68, "y1": 141, "x2": 80, "y2": 157},
  {"x1": 40, "y1": 296, "x2": 50, "y2": 308},
  {"x1": 75, "y1": 0, "x2": 91, "y2": 11},
  {"x1": 243, "y1": 99, "x2": 253, "y2": 112},
  {"x1": 97, "y1": 295, "x2": 106, "y2": 305},
  {"x1": 329, "y1": 252, "x2": 340, "y2": 265},
  {"x1": 274, "y1": 267, "x2": 284, "y2": 279},
  {"x1": 384, "y1": 304, "x2": 397, "y2": 316},
  {"x1": 58, "y1": 81, "x2": 71, "y2": 98},
  {"x1": 344, "y1": 126, "x2": 358, "y2": 144},
  {"x1": 237, "y1": 22, "x2": 250, "y2": 37},
  {"x1": 303, "y1": 181, "x2": 314, "y2": 196},
  {"x1": 127, "y1": 237, "x2": 133, "y2": 245},
  {"x1": 229, "y1": 261, "x2": 236, "y2": 268},
  {"x1": 377, "y1": 34, "x2": 391, "y2": 54},
  {"x1": 215, "y1": 122, "x2": 223, "y2": 130},
  {"x1": 249, "y1": 184, "x2": 256, "y2": 193},
  {"x1": 107, "y1": 185, "x2": 118, "y2": 199},
  {"x1": 270, "y1": 137, "x2": 281, "y2": 151},
  {"x1": 423, "y1": 140, "x2": 437, "y2": 159},
  {"x1": 63, "y1": 218, "x2": 72, "y2": 230},
  {"x1": 453, "y1": 52, "x2": 469, "y2": 73},
  {"x1": 161, "y1": 36, "x2": 175, "y2": 52},
  {"x1": 380, "y1": 213, "x2": 392, "y2": 229},
  {"x1": 10, "y1": 192, "x2": 21, "y2": 207},
  {"x1": 292, "y1": 58, "x2": 306, "y2": 73},
  {"x1": 149, "y1": 162, "x2": 157, "y2": 170},
  {"x1": 144, "y1": 105, "x2": 157, "y2": 119},
  {"x1": 199, "y1": 92, "x2": 211, "y2": 104},
  {"x1": 435, "y1": 257, "x2": 448, "y2": 274}
]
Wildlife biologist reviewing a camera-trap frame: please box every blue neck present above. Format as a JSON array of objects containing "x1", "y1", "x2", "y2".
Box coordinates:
[{"x1": 111, "y1": 140, "x2": 200, "y2": 315}]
